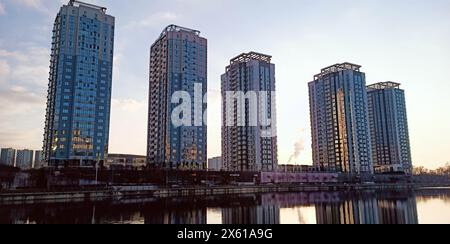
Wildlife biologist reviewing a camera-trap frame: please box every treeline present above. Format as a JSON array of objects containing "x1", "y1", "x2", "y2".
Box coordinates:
[{"x1": 414, "y1": 163, "x2": 450, "y2": 176}]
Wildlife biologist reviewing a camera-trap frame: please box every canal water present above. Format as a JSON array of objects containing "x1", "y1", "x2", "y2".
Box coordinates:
[{"x1": 1, "y1": 188, "x2": 449, "y2": 224}]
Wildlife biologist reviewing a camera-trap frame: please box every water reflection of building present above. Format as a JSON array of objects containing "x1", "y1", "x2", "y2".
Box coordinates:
[
  {"x1": 315, "y1": 196, "x2": 418, "y2": 224},
  {"x1": 144, "y1": 209, "x2": 207, "y2": 224},
  {"x1": 377, "y1": 199, "x2": 418, "y2": 224},
  {"x1": 222, "y1": 205, "x2": 280, "y2": 224}
]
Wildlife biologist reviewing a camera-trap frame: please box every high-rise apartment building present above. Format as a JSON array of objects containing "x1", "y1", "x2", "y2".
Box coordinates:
[
  {"x1": 147, "y1": 25, "x2": 207, "y2": 170},
  {"x1": 16, "y1": 150, "x2": 34, "y2": 170},
  {"x1": 43, "y1": 0, "x2": 115, "y2": 167},
  {"x1": 0, "y1": 148, "x2": 16, "y2": 167},
  {"x1": 309, "y1": 63, "x2": 373, "y2": 174},
  {"x1": 367, "y1": 82, "x2": 412, "y2": 174},
  {"x1": 221, "y1": 52, "x2": 278, "y2": 172}
]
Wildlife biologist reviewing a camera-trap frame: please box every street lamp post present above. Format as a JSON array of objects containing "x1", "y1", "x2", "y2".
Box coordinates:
[
  {"x1": 81, "y1": 137, "x2": 90, "y2": 168},
  {"x1": 95, "y1": 153, "x2": 99, "y2": 186}
]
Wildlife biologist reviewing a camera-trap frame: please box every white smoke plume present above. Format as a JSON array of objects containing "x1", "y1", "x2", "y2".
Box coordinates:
[{"x1": 287, "y1": 129, "x2": 306, "y2": 164}]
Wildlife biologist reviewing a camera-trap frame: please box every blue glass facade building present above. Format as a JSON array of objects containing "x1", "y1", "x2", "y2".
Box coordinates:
[
  {"x1": 309, "y1": 63, "x2": 373, "y2": 174},
  {"x1": 367, "y1": 82, "x2": 412, "y2": 174},
  {"x1": 43, "y1": 0, "x2": 114, "y2": 167},
  {"x1": 147, "y1": 25, "x2": 207, "y2": 169}
]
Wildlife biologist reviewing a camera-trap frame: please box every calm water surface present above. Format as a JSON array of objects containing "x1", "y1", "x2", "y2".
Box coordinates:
[{"x1": 1, "y1": 188, "x2": 449, "y2": 224}]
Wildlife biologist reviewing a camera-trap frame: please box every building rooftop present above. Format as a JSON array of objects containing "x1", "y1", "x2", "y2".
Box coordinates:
[
  {"x1": 230, "y1": 52, "x2": 272, "y2": 65},
  {"x1": 367, "y1": 82, "x2": 401, "y2": 91},
  {"x1": 314, "y1": 62, "x2": 362, "y2": 80},
  {"x1": 160, "y1": 24, "x2": 201, "y2": 38},
  {"x1": 68, "y1": 0, "x2": 107, "y2": 13}
]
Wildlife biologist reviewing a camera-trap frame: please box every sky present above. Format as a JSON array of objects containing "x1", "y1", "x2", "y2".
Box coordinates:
[{"x1": 0, "y1": 0, "x2": 449, "y2": 169}]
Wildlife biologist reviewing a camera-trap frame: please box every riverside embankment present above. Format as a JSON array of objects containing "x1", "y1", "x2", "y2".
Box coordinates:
[{"x1": 0, "y1": 183, "x2": 449, "y2": 205}]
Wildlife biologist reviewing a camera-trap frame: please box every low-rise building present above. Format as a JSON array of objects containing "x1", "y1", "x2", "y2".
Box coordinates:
[
  {"x1": 278, "y1": 164, "x2": 318, "y2": 173},
  {"x1": 106, "y1": 154, "x2": 146, "y2": 170},
  {"x1": 208, "y1": 157, "x2": 223, "y2": 171}
]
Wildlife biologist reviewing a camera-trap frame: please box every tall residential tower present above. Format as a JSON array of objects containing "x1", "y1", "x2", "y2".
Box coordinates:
[
  {"x1": 367, "y1": 82, "x2": 412, "y2": 174},
  {"x1": 221, "y1": 52, "x2": 278, "y2": 172},
  {"x1": 147, "y1": 25, "x2": 207, "y2": 170},
  {"x1": 309, "y1": 63, "x2": 373, "y2": 174},
  {"x1": 43, "y1": 0, "x2": 115, "y2": 167}
]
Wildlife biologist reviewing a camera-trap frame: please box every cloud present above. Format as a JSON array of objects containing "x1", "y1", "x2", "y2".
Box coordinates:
[
  {"x1": 12, "y1": 0, "x2": 43, "y2": 9},
  {"x1": 0, "y1": 44, "x2": 49, "y2": 150},
  {"x1": 0, "y1": 85, "x2": 45, "y2": 111},
  {"x1": 125, "y1": 12, "x2": 179, "y2": 29},
  {"x1": 0, "y1": 2, "x2": 5, "y2": 15},
  {"x1": 7, "y1": 0, "x2": 51, "y2": 14},
  {"x1": 0, "y1": 46, "x2": 50, "y2": 87},
  {"x1": 0, "y1": 49, "x2": 28, "y2": 62},
  {"x1": 0, "y1": 60, "x2": 11, "y2": 83},
  {"x1": 109, "y1": 98, "x2": 147, "y2": 155},
  {"x1": 0, "y1": 86, "x2": 45, "y2": 150},
  {"x1": 112, "y1": 98, "x2": 146, "y2": 112}
]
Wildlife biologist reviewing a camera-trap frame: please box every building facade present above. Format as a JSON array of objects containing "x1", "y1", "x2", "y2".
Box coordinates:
[
  {"x1": 0, "y1": 148, "x2": 16, "y2": 167},
  {"x1": 221, "y1": 52, "x2": 278, "y2": 172},
  {"x1": 43, "y1": 0, "x2": 115, "y2": 167},
  {"x1": 16, "y1": 150, "x2": 34, "y2": 170},
  {"x1": 367, "y1": 82, "x2": 412, "y2": 174},
  {"x1": 208, "y1": 157, "x2": 223, "y2": 171},
  {"x1": 147, "y1": 25, "x2": 207, "y2": 170},
  {"x1": 309, "y1": 63, "x2": 373, "y2": 174}
]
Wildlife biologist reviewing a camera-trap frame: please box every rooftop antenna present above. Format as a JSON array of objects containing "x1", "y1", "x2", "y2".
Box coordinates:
[{"x1": 68, "y1": 0, "x2": 107, "y2": 13}]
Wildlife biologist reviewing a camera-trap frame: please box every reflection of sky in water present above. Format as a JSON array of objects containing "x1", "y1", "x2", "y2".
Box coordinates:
[
  {"x1": 201, "y1": 193, "x2": 450, "y2": 224},
  {"x1": 206, "y1": 196, "x2": 450, "y2": 224},
  {"x1": 416, "y1": 197, "x2": 450, "y2": 224},
  {"x1": 280, "y1": 206, "x2": 317, "y2": 224},
  {"x1": 207, "y1": 208, "x2": 222, "y2": 225}
]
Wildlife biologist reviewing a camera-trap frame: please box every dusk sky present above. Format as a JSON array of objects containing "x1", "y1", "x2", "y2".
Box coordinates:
[{"x1": 0, "y1": 0, "x2": 449, "y2": 169}]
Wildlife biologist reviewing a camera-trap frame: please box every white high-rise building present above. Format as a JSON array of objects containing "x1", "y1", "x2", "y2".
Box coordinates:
[
  {"x1": 367, "y1": 82, "x2": 412, "y2": 175},
  {"x1": 309, "y1": 63, "x2": 373, "y2": 174},
  {"x1": 221, "y1": 52, "x2": 278, "y2": 172}
]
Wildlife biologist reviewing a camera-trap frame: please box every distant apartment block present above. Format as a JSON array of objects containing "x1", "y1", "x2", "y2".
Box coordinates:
[
  {"x1": 221, "y1": 52, "x2": 278, "y2": 172},
  {"x1": 208, "y1": 157, "x2": 223, "y2": 171},
  {"x1": 147, "y1": 25, "x2": 207, "y2": 170},
  {"x1": 367, "y1": 82, "x2": 412, "y2": 174},
  {"x1": 309, "y1": 63, "x2": 373, "y2": 174},
  {"x1": 16, "y1": 150, "x2": 34, "y2": 170},
  {"x1": 0, "y1": 148, "x2": 16, "y2": 167},
  {"x1": 43, "y1": 0, "x2": 115, "y2": 167},
  {"x1": 34, "y1": 150, "x2": 44, "y2": 169}
]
